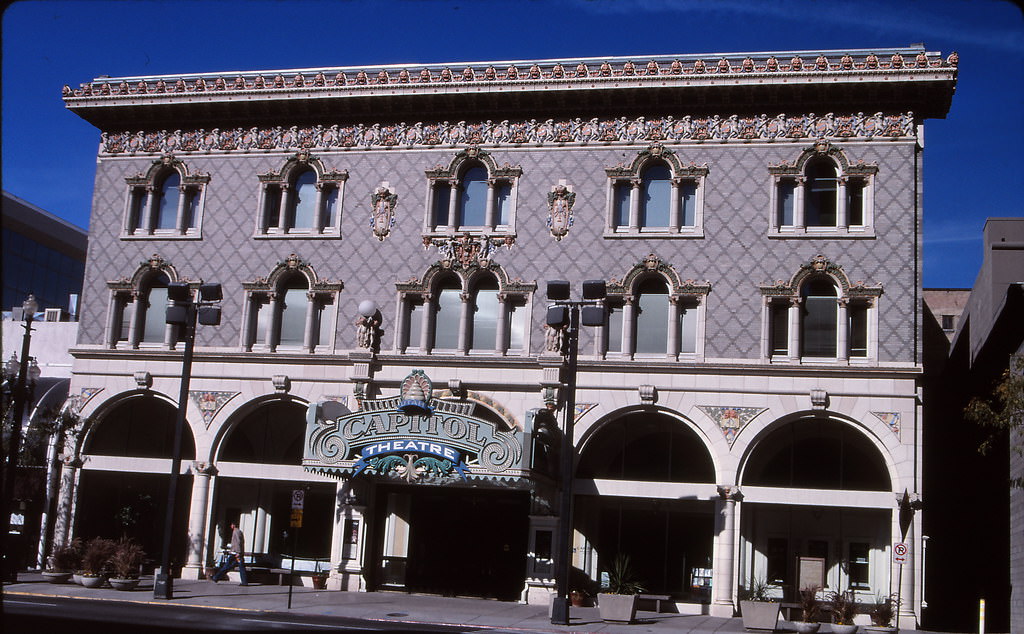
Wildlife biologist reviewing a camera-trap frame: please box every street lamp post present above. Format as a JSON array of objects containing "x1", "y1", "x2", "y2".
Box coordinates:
[
  {"x1": 1, "y1": 294, "x2": 39, "y2": 581},
  {"x1": 154, "y1": 282, "x2": 222, "y2": 600},
  {"x1": 546, "y1": 280, "x2": 606, "y2": 626}
]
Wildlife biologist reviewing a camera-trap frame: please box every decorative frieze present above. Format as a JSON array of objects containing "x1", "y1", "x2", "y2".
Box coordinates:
[
  {"x1": 97, "y1": 112, "x2": 917, "y2": 156},
  {"x1": 190, "y1": 391, "x2": 240, "y2": 429},
  {"x1": 698, "y1": 405, "x2": 768, "y2": 448}
]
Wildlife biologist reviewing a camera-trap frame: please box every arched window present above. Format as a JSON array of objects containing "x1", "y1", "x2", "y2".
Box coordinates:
[
  {"x1": 276, "y1": 275, "x2": 308, "y2": 348},
  {"x1": 139, "y1": 274, "x2": 170, "y2": 345},
  {"x1": 154, "y1": 172, "x2": 181, "y2": 231},
  {"x1": 578, "y1": 412, "x2": 715, "y2": 482},
  {"x1": 801, "y1": 278, "x2": 838, "y2": 358},
  {"x1": 257, "y1": 153, "x2": 347, "y2": 236},
  {"x1": 243, "y1": 256, "x2": 340, "y2": 353},
  {"x1": 639, "y1": 163, "x2": 672, "y2": 228},
  {"x1": 123, "y1": 159, "x2": 208, "y2": 237},
  {"x1": 634, "y1": 278, "x2": 670, "y2": 354},
  {"x1": 426, "y1": 150, "x2": 519, "y2": 233},
  {"x1": 771, "y1": 145, "x2": 875, "y2": 234},
  {"x1": 606, "y1": 146, "x2": 707, "y2": 236}
]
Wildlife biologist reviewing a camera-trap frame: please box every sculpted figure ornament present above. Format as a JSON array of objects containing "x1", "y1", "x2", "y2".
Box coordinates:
[
  {"x1": 544, "y1": 323, "x2": 566, "y2": 354},
  {"x1": 546, "y1": 185, "x2": 575, "y2": 241},
  {"x1": 355, "y1": 313, "x2": 381, "y2": 351},
  {"x1": 370, "y1": 186, "x2": 398, "y2": 241}
]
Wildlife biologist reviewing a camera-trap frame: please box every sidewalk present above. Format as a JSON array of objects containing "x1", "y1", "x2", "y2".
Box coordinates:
[{"x1": 3, "y1": 573, "x2": 930, "y2": 634}]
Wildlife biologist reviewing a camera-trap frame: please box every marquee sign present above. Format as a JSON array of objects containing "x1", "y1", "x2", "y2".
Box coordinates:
[{"x1": 303, "y1": 370, "x2": 525, "y2": 483}]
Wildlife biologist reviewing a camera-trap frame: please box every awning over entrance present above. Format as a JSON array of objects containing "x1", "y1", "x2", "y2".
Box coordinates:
[{"x1": 303, "y1": 370, "x2": 527, "y2": 483}]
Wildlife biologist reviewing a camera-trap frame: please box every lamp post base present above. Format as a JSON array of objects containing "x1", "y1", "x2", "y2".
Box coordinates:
[
  {"x1": 550, "y1": 596, "x2": 570, "y2": 625},
  {"x1": 153, "y1": 570, "x2": 173, "y2": 599}
]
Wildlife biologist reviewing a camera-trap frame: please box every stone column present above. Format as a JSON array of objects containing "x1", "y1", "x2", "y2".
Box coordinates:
[
  {"x1": 52, "y1": 453, "x2": 83, "y2": 551},
  {"x1": 628, "y1": 179, "x2": 641, "y2": 231},
  {"x1": 313, "y1": 183, "x2": 325, "y2": 231},
  {"x1": 668, "y1": 297, "x2": 681, "y2": 358},
  {"x1": 173, "y1": 184, "x2": 188, "y2": 232},
  {"x1": 711, "y1": 485, "x2": 741, "y2": 617},
  {"x1": 303, "y1": 291, "x2": 318, "y2": 352},
  {"x1": 277, "y1": 184, "x2": 291, "y2": 232},
  {"x1": 788, "y1": 298, "x2": 801, "y2": 360},
  {"x1": 446, "y1": 182, "x2": 459, "y2": 232},
  {"x1": 457, "y1": 292, "x2": 470, "y2": 354},
  {"x1": 837, "y1": 298, "x2": 849, "y2": 361},
  {"x1": 623, "y1": 297, "x2": 636, "y2": 357},
  {"x1": 183, "y1": 461, "x2": 217, "y2": 579},
  {"x1": 836, "y1": 177, "x2": 848, "y2": 229},
  {"x1": 793, "y1": 176, "x2": 806, "y2": 228},
  {"x1": 145, "y1": 185, "x2": 159, "y2": 231},
  {"x1": 485, "y1": 180, "x2": 497, "y2": 228},
  {"x1": 669, "y1": 178, "x2": 682, "y2": 231},
  {"x1": 495, "y1": 294, "x2": 508, "y2": 355}
]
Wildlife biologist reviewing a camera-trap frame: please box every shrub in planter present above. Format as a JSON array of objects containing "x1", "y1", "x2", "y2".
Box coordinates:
[
  {"x1": 108, "y1": 538, "x2": 145, "y2": 590},
  {"x1": 794, "y1": 585, "x2": 822, "y2": 633},
  {"x1": 829, "y1": 590, "x2": 860, "y2": 633},
  {"x1": 868, "y1": 593, "x2": 900, "y2": 631},
  {"x1": 597, "y1": 554, "x2": 644, "y2": 623},
  {"x1": 43, "y1": 539, "x2": 82, "y2": 583},
  {"x1": 739, "y1": 577, "x2": 780, "y2": 631},
  {"x1": 78, "y1": 537, "x2": 117, "y2": 587}
]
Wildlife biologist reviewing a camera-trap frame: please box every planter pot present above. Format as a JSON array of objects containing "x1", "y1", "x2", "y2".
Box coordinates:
[
  {"x1": 78, "y1": 574, "x2": 106, "y2": 588},
  {"x1": 865, "y1": 628, "x2": 895, "y2": 633},
  {"x1": 311, "y1": 574, "x2": 327, "y2": 590},
  {"x1": 794, "y1": 623, "x2": 821, "y2": 634},
  {"x1": 598, "y1": 593, "x2": 638, "y2": 623},
  {"x1": 41, "y1": 571, "x2": 73, "y2": 584},
  {"x1": 740, "y1": 600, "x2": 780, "y2": 631},
  {"x1": 832, "y1": 625, "x2": 858, "y2": 634},
  {"x1": 109, "y1": 577, "x2": 140, "y2": 591}
]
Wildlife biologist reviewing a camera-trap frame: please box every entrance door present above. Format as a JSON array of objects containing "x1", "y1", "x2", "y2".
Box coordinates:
[{"x1": 385, "y1": 486, "x2": 528, "y2": 600}]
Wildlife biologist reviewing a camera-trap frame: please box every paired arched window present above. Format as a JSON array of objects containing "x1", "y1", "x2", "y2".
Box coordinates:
[
  {"x1": 243, "y1": 256, "x2": 340, "y2": 353},
  {"x1": 771, "y1": 144, "x2": 875, "y2": 234},
  {"x1": 607, "y1": 147, "x2": 705, "y2": 236},
  {"x1": 258, "y1": 153, "x2": 347, "y2": 236},
  {"x1": 398, "y1": 266, "x2": 533, "y2": 355},
  {"x1": 762, "y1": 257, "x2": 880, "y2": 362},
  {"x1": 124, "y1": 159, "x2": 208, "y2": 237},
  {"x1": 426, "y1": 150, "x2": 520, "y2": 233}
]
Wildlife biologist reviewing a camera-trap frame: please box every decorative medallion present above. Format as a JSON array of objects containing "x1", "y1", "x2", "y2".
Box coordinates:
[
  {"x1": 190, "y1": 391, "x2": 240, "y2": 429},
  {"x1": 546, "y1": 185, "x2": 576, "y2": 241},
  {"x1": 698, "y1": 406, "x2": 767, "y2": 448},
  {"x1": 369, "y1": 186, "x2": 398, "y2": 241},
  {"x1": 872, "y1": 411, "x2": 901, "y2": 437}
]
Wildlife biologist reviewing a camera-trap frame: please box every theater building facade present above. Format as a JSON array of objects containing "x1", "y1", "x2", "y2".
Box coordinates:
[{"x1": 56, "y1": 47, "x2": 956, "y2": 622}]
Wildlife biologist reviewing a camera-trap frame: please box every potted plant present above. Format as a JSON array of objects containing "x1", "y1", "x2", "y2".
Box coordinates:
[
  {"x1": 42, "y1": 538, "x2": 82, "y2": 584},
  {"x1": 597, "y1": 554, "x2": 644, "y2": 623},
  {"x1": 829, "y1": 589, "x2": 860, "y2": 633},
  {"x1": 311, "y1": 559, "x2": 328, "y2": 590},
  {"x1": 867, "y1": 593, "x2": 899, "y2": 632},
  {"x1": 794, "y1": 585, "x2": 822, "y2": 633},
  {"x1": 108, "y1": 538, "x2": 145, "y2": 590},
  {"x1": 77, "y1": 537, "x2": 116, "y2": 588},
  {"x1": 739, "y1": 577, "x2": 780, "y2": 631}
]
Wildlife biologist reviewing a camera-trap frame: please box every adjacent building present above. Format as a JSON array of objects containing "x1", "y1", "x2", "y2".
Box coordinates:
[{"x1": 56, "y1": 47, "x2": 957, "y2": 623}]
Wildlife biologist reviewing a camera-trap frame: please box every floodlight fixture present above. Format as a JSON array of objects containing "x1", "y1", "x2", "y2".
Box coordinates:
[
  {"x1": 199, "y1": 283, "x2": 223, "y2": 302},
  {"x1": 582, "y1": 280, "x2": 607, "y2": 300},
  {"x1": 546, "y1": 306, "x2": 569, "y2": 328},
  {"x1": 167, "y1": 282, "x2": 191, "y2": 302},
  {"x1": 547, "y1": 280, "x2": 571, "y2": 301}
]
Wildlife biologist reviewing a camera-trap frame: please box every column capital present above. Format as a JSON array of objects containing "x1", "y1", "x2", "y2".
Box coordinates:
[
  {"x1": 192, "y1": 461, "x2": 218, "y2": 476},
  {"x1": 716, "y1": 485, "x2": 743, "y2": 501}
]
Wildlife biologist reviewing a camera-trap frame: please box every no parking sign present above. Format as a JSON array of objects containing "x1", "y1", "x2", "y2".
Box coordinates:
[{"x1": 893, "y1": 541, "x2": 908, "y2": 565}]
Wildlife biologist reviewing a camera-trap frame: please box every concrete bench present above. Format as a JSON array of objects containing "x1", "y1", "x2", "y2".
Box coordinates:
[
  {"x1": 268, "y1": 567, "x2": 324, "y2": 586},
  {"x1": 637, "y1": 593, "x2": 672, "y2": 613}
]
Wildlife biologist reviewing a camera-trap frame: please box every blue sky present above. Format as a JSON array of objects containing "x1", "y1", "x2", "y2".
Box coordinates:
[{"x1": 2, "y1": 0, "x2": 1021, "y2": 288}]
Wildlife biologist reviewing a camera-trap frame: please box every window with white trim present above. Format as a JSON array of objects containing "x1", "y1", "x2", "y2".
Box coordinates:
[
  {"x1": 123, "y1": 157, "x2": 208, "y2": 237},
  {"x1": 106, "y1": 255, "x2": 181, "y2": 349},
  {"x1": 605, "y1": 144, "x2": 706, "y2": 237},
  {"x1": 257, "y1": 151, "x2": 347, "y2": 237},
  {"x1": 425, "y1": 148, "x2": 520, "y2": 234},
  {"x1": 769, "y1": 142, "x2": 876, "y2": 236},
  {"x1": 600, "y1": 254, "x2": 709, "y2": 360},
  {"x1": 242, "y1": 254, "x2": 340, "y2": 352},
  {"x1": 397, "y1": 264, "x2": 534, "y2": 356},
  {"x1": 761, "y1": 255, "x2": 881, "y2": 363}
]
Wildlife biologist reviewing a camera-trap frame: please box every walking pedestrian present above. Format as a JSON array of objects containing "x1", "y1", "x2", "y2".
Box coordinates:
[{"x1": 210, "y1": 523, "x2": 248, "y2": 586}]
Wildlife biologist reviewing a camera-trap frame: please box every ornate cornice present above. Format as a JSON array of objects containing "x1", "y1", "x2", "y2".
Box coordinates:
[
  {"x1": 97, "y1": 112, "x2": 917, "y2": 155},
  {"x1": 66, "y1": 49, "x2": 955, "y2": 100},
  {"x1": 607, "y1": 253, "x2": 711, "y2": 299},
  {"x1": 759, "y1": 254, "x2": 883, "y2": 299}
]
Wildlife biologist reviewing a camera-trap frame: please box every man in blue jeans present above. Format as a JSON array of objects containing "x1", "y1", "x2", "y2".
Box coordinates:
[{"x1": 211, "y1": 523, "x2": 248, "y2": 586}]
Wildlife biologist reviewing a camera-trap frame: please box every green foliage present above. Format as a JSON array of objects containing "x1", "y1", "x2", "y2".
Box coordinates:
[
  {"x1": 738, "y1": 577, "x2": 774, "y2": 602},
  {"x1": 603, "y1": 554, "x2": 645, "y2": 595},
  {"x1": 109, "y1": 538, "x2": 145, "y2": 579},
  {"x1": 80, "y1": 537, "x2": 118, "y2": 576},
  {"x1": 828, "y1": 590, "x2": 859, "y2": 625},
  {"x1": 799, "y1": 585, "x2": 822, "y2": 622},
  {"x1": 965, "y1": 353, "x2": 1024, "y2": 488},
  {"x1": 871, "y1": 593, "x2": 900, "y2": 627}
]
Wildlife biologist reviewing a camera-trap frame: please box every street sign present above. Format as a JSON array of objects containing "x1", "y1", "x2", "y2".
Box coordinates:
[
  {"x1": 893, "y1": 541, "x2": 908, "y2": 565},
  {"x1": 291, "y1": 489, "x2": 305, "y2": 510}
]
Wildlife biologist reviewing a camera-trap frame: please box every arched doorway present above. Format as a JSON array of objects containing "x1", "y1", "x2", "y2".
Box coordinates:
[
  {"x1": 575, "y1": 410, "x2": 716, "y2": 600},
  {"x1": 738, "y1": 416, "x2": 893, "y2": 600},
  {"x1": 77, "y1": 396, "x2": 195, "y2": 563},
  {"x1": 213, "y1": 399, "x2": 333, "y2": 566}
]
